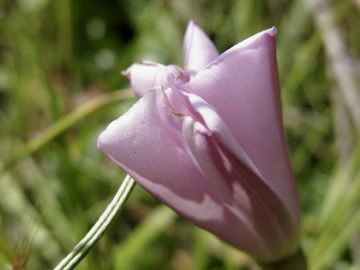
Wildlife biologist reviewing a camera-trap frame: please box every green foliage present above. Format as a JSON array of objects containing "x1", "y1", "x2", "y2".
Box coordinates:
[{"x1": 0, "y1": 0, "x2": 359, "y2": 269}]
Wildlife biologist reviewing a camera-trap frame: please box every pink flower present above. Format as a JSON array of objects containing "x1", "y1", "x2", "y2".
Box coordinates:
[{"x1": 98, "y1": 21, "x2": 300, "y2": 262}]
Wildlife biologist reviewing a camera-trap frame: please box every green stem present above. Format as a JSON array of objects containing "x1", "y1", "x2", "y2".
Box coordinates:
[
  {"x1": 53, "y1": 175, "x2": 136, "y2": 270},
  {"x1": 260, "y1": 249, "x2": 308, "y2": 270}
]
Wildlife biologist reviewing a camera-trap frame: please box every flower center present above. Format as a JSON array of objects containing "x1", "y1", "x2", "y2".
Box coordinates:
[{"x1": 164, "y1": 65, "x2": 190, "y2": 87}]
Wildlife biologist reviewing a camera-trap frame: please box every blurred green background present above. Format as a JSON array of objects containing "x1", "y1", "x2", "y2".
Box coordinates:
[{"x1": 0, "y1": 0, "x2": 359, "y2": 269}]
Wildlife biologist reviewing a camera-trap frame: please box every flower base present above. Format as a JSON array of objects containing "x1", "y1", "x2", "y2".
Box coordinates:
[{"x1": 261, "y1": 249, "x2": 308, "y2": 270}]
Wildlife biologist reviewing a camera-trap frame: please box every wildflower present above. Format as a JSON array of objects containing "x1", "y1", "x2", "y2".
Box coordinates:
[{"x1": 98, "y1": 21, "x2": 300, "y2": 262}]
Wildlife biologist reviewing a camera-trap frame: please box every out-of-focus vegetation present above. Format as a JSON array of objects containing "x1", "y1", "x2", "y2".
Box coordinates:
[{"x1": 0, "y1": 0, "x2": 359, "y2": 269}]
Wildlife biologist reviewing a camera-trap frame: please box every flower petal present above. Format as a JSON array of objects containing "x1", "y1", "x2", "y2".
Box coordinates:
[
  {"x1": 123, "y1": 61, "x2": 165, "y2": 97},
  {"x1": 124, "y1": 61, "x2": 190, "y2": 97},
  {"x1": 183, "y1": 21, "x2": 219, "y2": 73},
  {"x1": 181, "y1": 94, "x2": 298, "y2": 261},
  {"x1": 182, "y1": 27, "x2": 300, "y2": 224},
  {"x1": 98, "y1": 88, "x2": 271, "y2": 259}
]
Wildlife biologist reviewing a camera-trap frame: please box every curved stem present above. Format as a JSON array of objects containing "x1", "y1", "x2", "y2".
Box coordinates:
[{"x1": 53, "y1": 175, "x2": 136, "y2": 270}]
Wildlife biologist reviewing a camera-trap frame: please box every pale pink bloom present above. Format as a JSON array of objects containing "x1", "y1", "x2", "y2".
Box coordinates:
[{"x1": 98, "y1": 21, "x2": 300, "y2": 262}]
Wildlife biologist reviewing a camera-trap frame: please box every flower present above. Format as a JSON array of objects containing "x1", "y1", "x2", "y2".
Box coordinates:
[{"x1": 98, "y1": 21, "x2": 300, "y2": 262}]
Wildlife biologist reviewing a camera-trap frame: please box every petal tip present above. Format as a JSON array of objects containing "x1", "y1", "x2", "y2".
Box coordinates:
[
  {"x1": 261, "y1": 27, "x2": 277, "y2": 42},
  {"x1": 268, "y1": 26, "x2": 277, "y2": 36},
  {"x1": 183, "y1": 20, "x2": 219, "y2": 72},
  {"x1": 121, "y1": 69, "x2": 130, "y2": 79},
  {"x1": 185, "y1": 20, "x2": 198, "y2": 38},
  {"x1": 257, "y1": 27, "x2": 277, "y2": 46},
  {"x1": 187, "y1": 19, "x2": 197, "y2": 29}
]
